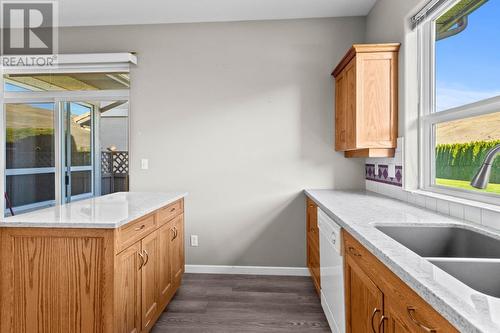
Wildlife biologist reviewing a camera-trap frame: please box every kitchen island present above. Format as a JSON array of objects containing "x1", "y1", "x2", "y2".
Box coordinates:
[{"x1": 0, "y1": 191, "x2": 187, "y2": 333}]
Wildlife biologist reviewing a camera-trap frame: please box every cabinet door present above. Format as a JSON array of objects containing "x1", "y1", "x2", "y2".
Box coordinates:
[
  {"x1": 344, "y1": 254, "x2": 384, "y2": 333},
  {"x1": 170, "y1": 214, "x2": 185, "y2": 285},
  {"x1": 115, "y1": 242, "x2": 142, "y2": 333},
  {"x1": 141, "y1": 231, "x2": 160, "y2": 332},
  {"x1": 158, "y1": 222, "x2": 174, "y2": 306},
  {"x1": 384, "y1": 304, "x2": 412, "y2": 333},
  {"x1": 335, "y1": 70, "x2": 347, "y2": 151}
]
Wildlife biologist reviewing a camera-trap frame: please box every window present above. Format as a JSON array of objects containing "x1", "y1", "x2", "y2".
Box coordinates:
[
  {"x1": 419, "y1": 0, "x2": 500, "y2": 203},
  {"x1": 2, "y1": 58, "x2": 133, "y2": 216}
]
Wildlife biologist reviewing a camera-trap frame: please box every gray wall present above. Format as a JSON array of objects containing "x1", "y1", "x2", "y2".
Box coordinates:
[
  {"x1": 60, "y1": 17, "x2": 366, "y2": 267},
  {"x1": 365, "y1": 0, "x2": 425, "y2": 188}
]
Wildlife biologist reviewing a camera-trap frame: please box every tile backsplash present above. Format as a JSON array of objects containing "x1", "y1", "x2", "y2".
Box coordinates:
[
  {"x1": 365, "y1": 164, "x2": 403, "y2": 187},
  {"x1": 365, "y1": 137, "x2": 500, "y2": 230}
]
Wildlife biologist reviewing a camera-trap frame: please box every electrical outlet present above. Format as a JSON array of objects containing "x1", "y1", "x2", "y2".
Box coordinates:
[
  {"x1": 374, "y1": 163, "x2": 379, "y2": 176},
  {"x1": 190, "y1": 235, "x2": 199, "y2": 247},
  {"x1": 141, "y1": 158, "x2": 149, "y2": 170}
]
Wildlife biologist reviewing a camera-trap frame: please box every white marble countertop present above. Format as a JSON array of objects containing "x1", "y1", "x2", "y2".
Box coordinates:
[
  {"x1": 0, "y1": 192, "x2": 187, "y2": 228},
  {"x1": 305, "y1": 189, "x2": 500, "y2": 333}
]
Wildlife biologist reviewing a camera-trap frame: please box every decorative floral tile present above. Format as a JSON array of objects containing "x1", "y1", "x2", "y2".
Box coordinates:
[{"x1": 365, "y1": 164, "x2": 403, "y2": 187}]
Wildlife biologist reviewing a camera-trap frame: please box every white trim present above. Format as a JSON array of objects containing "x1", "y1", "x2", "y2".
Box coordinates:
[
  {"x1": 56, "y1": 53, "x2": 137, "y2": 65},
  {"x1": 6, "y1": 167, "x2": 55, "y2": 176},
  {"x1": 4, "y1": 89, "x2": 130, "y2": 102},
  {"x1": 6, "y1": 199, "x2": 55, "y2": 216},
  {"x1": 184, "y1": 265, "x2": 311, "y2": 276},
  {"x1": 70, "y1": 192, "x2": 93, "y2": 202},
  {"x1": 2, "y1": 53, "x2": 137, "y2": 74},
  {"x1": 70, "y1": 165, "x2": 93, "y2": 172},
  {"x1": 422, "y1": 95, "x2": 500, "y2": 124},
  {"x1": 417, "y1": 0, "x2": 500, "y2": 204}
]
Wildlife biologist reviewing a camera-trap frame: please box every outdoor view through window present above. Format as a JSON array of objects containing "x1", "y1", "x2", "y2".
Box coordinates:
[
  {"x1": 3, "y1": 73, "x2": 130, "y2": 215},
  {"x1": 434, "y1": 0, "x2": 500, "y2": 195}
]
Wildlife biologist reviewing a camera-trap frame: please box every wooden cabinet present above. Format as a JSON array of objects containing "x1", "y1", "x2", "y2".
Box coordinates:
[
  {"x1": 344, "y1": 254, "x2": 384, "y2": 333},
  {"x1": 140, "y1": 231, "x2": 160, "y2": 332},
  {"x1": 158, "y1": 223, "x2": 174, "y2": 306},
  {"x1": 306, "y1": 197, "x2": 320, "y2": 294},
  {"x1": 332, "y1": 44, "x2": 400, "y2": 158},
  {"x1": 170, "y1": 214, "x2": 185, "y2": 285},
  {"x1": 0, "y1": 198, "x2": 185, "y2": 333},
  {"x1": 116, "y1": 242, "x2": 142, "y2": 333},
  {"x1": 343, "y1": 230, "x2": 458, "y2": 333}
]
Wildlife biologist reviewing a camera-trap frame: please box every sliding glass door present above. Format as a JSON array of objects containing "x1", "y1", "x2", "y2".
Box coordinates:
[
  {"x1": 64, "y1": 102, "x2": 94, "y2": 202},
  {"x1": 3, "y1": 70, "x2": 130, "y2": 216},
  {"x1": 5, "y1": 102, "x2": 56, "y2": 212}
]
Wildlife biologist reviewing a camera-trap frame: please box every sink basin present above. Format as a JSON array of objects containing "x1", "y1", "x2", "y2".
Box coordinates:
[
  {"x1": 429, "y1": 259, "x2": 500, "y2": 298},
  {"x1": 376, "y1": 225, "x2": 500, "y2": 298},
  {"x1": 376, "y1": 226, "x2": 500, "y2": 258}
]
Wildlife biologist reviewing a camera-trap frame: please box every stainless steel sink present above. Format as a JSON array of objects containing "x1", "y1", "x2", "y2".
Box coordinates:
[
  {"x1": 376, "y1": 225, "x2": 500, "y2": 258},
  {"x1": 375, "y1": 225, "x2": 500, "y2": 298},
  {"x1": 428, "y1": 259, "x2": 500, "y2": 298}
]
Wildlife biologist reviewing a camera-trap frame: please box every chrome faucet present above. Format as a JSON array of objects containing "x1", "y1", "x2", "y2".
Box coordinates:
[{"x1": 470, "y1": 143, "x2": 500, "y2": 189}]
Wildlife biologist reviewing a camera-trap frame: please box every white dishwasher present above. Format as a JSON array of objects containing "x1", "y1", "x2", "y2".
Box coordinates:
[{"x1": 318, "y1": 208, "x2": 345, "y2": 333}]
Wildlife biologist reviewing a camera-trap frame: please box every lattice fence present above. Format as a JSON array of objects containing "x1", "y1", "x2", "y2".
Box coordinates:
[{"x1": 101, "y1": 151, "x2": 128, "y2": 175}]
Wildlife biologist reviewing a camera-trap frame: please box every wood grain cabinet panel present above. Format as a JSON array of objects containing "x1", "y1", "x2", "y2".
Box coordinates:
[
  {"x1": 0, "y1": 198, "x2": 185, "y2": 333},
  {"x1": 115, "y1": 242, "x2": 142, "y2": 333},
  {"x1": 332, "y1": 43, "x2": 400, "y2": 158},
  {"x1": 170, "y1": 213, "x2": 185, "y2": 285},
  {"x1": 158, "y1": 222, "x2": 174, "y2": 306},
  {"x1": 342, "y1": 230, "x2": 458, "y2": 333},
  {"x1": 140, "y1": 231, "x2": 160, "y2": 332},
  {"x1": 0, "y1": 228, "x2": 114, "y2": 333},
  {"x1": 305, "y1": 198, "x2": 320, "y2": 294},
  {"x1": 344, "y1": 254, "x2": 384, "y2": 333}
]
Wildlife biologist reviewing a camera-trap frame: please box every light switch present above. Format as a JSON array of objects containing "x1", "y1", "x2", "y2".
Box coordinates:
[
  {"x1": 388, "y1": 163, "x2": 396, "y2": 178},
  {"x1": 191, "y1": 235, "x2": 199, "y2": 247},
  {"x1": 141, "y1": 158, "x2": 149, "y2": 170}
]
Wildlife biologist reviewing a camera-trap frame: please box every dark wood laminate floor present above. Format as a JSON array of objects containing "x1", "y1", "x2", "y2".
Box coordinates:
[{"x1": 152, "y1": 273, "x2": 331, "y2": 333}]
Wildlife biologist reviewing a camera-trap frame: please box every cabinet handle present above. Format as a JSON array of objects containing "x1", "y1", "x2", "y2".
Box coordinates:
[
  {"x1": 134, "y1": 224, "x2": 146, "y2": 231},
  {"x1": 371, "y1": 308, "x2": 380, "y2": 333},
  {"x1": 138, "y1": 251, "x2": 145, "y2": 269},
  {"x1": 143, "y1": 250, "x2": 149, "y2": 266},
  {"x1": 378, "y1": 315, "x2": 387, "y2": 333},
  {"x1": 348, "y1": 246, "x2": 361, "y2": 257},
  {"x1": 171, "y1": 227, "x2": 177, "y2": 241},
  {"x1": 170, "y1": 207, "x2": 176, "y2": 212},
  {"x1": 407, "y1": 307, "x2": 436, "y2": 333}
]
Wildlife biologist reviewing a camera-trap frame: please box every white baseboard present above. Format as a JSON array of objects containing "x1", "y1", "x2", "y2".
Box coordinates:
[{"x1": 185, "y1": 264, "x2": 310, "y2": 276}]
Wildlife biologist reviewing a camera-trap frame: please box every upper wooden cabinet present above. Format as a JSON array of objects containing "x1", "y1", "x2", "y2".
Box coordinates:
[{"x1": 332, "y1": 43, "x2": 400, "y2": 158}]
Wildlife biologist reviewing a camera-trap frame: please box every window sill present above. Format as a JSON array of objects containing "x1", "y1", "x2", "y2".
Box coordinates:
[{"x1": 408, "y1": 189, "x2": 500, "y2": 214}]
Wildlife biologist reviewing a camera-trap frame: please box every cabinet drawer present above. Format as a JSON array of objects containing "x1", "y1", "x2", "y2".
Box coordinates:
[
  {"x1": 117, "y1": 213, "x2": 157, "y2": 253},
  {"x1": 158, "y1": 200, "x2": 183, "y2": 225}
]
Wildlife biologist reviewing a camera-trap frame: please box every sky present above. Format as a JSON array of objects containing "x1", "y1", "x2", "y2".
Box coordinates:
[{"x1": 436, "y1": 0, "x2": 500, "y2": 111}]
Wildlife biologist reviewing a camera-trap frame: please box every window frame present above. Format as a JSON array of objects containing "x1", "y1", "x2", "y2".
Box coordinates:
[{"x1": 418, "y1": 0, "x2": 500, "y2": 205}]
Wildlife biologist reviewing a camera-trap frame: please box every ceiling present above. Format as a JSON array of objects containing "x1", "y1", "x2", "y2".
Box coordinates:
[{"x1": 58, "y1": 0, "x2": 377, "y2": 27}]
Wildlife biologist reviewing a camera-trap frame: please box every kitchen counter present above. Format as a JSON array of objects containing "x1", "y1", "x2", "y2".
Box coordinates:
[
  {"x1": 305, "y1": 189, "x2": 500, "y2": 333},
  {"x1": 0, "y1": 191, "x2": 187, "y2": 228}
]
